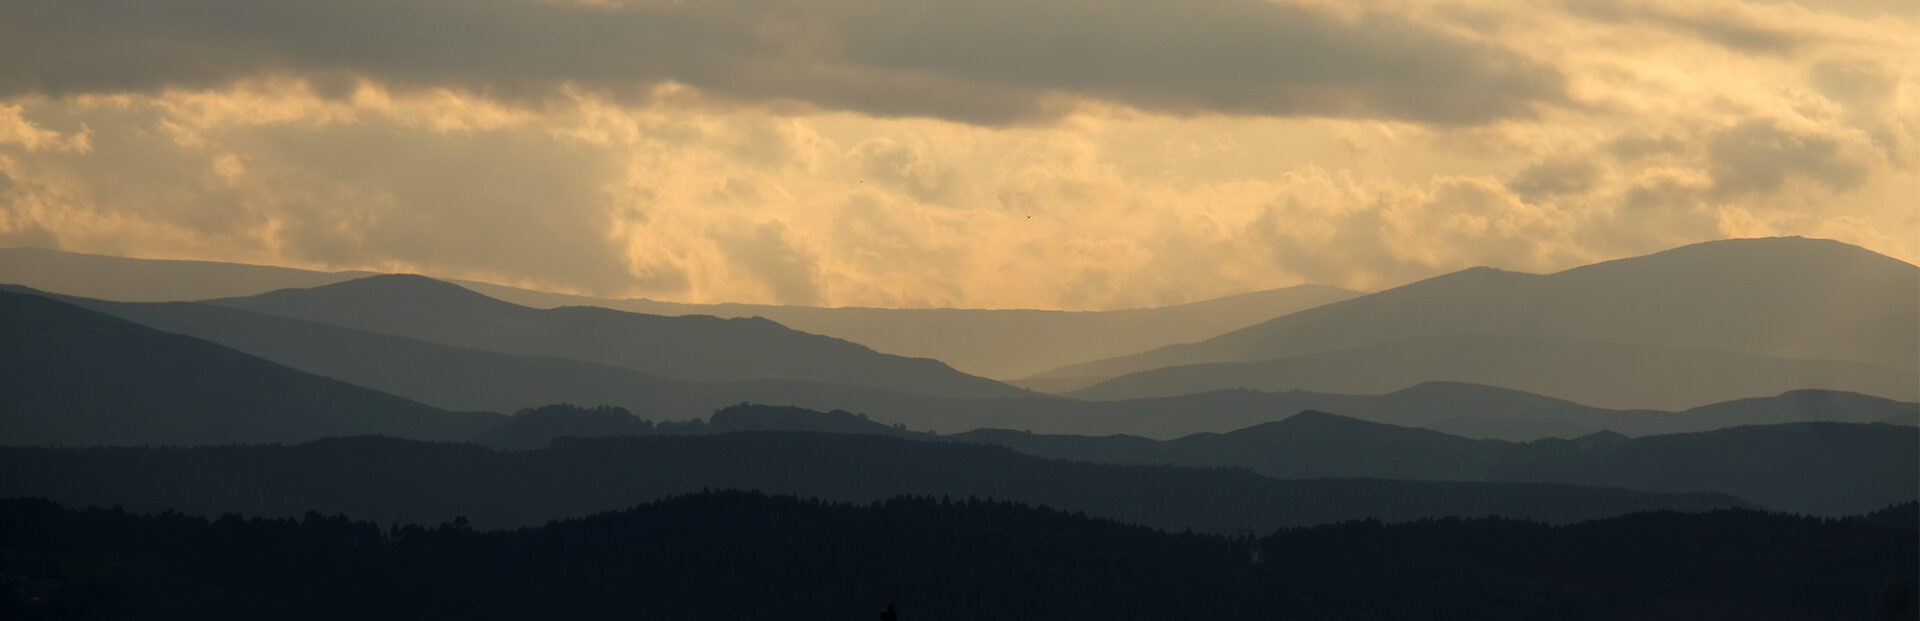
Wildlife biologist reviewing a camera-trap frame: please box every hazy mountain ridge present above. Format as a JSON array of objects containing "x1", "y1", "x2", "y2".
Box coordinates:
[
  {"x1": 463, "y1": 282, "x2": 1361, "y2": 378},
  {"x1": 0, "y1": 247, "x2": 1360, "y2": 379},
  {"x1": 204, "y1": 275, "x2": 1030, "y2": 399},
  {"x1": 1035, "y1": 238, "x2": 1920, "y2": 391},
  {"x1": 9, "y1": 284, "x2": 1911, "y2": 444},
  {"x1": 0, "y1": 247, "x2": 373, "y2": 302},
  {"x1": 0, "y1": 290, "x2": 500, "y2": 446},
  {"x1": 1066, "y1": 333, "x2": 1919, "y2": 409}
]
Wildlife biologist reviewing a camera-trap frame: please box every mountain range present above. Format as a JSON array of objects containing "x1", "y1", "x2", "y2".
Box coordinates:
[
  {"x1": 0, "y1": 433, "x2": 1750, "y2": 534},
  {"x1": 1028, "y1": 237, "x2": 1919, "y2": 408},
  {"x1": 1065, "y1": 332, "x2": 1918, "y2": 409},
  {"x1": 13, "y1": 284, "x2": 1913, "y2": 443},
  {"x1": 478, "y1": 403, "x2": 1919, "y2": 516},
  {"x1": 202, "y1": 274, "x2": 1027, "y2": 399},
  {"x1": 7, "y1": 237, "x2": 1912, "y2": 414},
  {"x1": 2, "y1": 236, "x2": 1914, "y2": 527},
  {"x1": 0, "y1": 246, "x2": 1357, "y2": 379},
  {"x1": 0, "y1": 290, "x2": 499, "y2": 446}
]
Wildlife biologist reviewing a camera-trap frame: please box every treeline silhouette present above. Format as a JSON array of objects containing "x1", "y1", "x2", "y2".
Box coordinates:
[
  {"x1": 0, "y1": 494, "x2": 1911, "y2": 620},
  {"x1": 0, "y1": 433, "x2": 1748, "y2": 534},
  {"x1": 479, "y1": 403, "x2": 1917, "y2": 516},
  {"x1": 472, "y1": 402, "x2": 907, "y2": 449}
]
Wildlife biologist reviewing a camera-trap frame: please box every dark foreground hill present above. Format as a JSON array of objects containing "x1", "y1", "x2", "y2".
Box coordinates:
[
  {"x1": 1, "y1": 494, "x2": 1910, "y2": 621},
  {"x1": 0, "y1": 290, "x2": 499, "y2": 446},
  {"x1": 0, "y1": 434, "x2": 1747, "y2": 534}
]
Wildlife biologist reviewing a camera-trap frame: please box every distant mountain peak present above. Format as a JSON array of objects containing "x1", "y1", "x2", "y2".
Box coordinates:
[
  {"x1": 232, "y1": 273, "x2": 514, "y2": 311},
  {"x1": 1263, "y1": 409, "x2": 1381, "y2": 431},
  {"x1": 1564, "y1": 236, "x2": 1917, "y2": 275},
  {"x1": 305, "y1": 273, "x2": 496, "y2": 299},
  {"x1": 1387, "y1": 381, "x2": 1586, "y2": 408}
]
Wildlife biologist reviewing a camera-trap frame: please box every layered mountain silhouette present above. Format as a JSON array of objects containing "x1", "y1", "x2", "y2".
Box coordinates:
[
  {"x1": 476, "y1": 404, "x2": 1917, "y2": 516},
  {"x1": 16, "y1": 286, "x2": 1913, "y2": 443},
  {"x1": 0, "y1": 433, "x2": 1749, "y2": 534},
  {"x1": 201, "y1": 275, "x2": 1028, "y2": 399},
  {"x1": 10, "y1": 284, "x2": 1913, "y2": 444},
  {"x1": 955, "y1": 413, "x2": 1917, "y2": 516},
  {"x1": 471, "y1": 403, "x2": 910, "y2": 450},
  {"x1": 950, "y1": 410, "x2": 1505, "y2": 481},
  {"x1": 8, "y1": 286, "x2": 742, "y2": 423},
  {"x1": 0, "y1": 290, "x2": 499, "y2": 446},
  {"x1": 0, "y1": 247, "x2": 372, "y2": 302},
  {"x1": 462, "y1": 282, "x2": 1360, "y2": 378},
  {"x1": 1031, "y1": 237, "x2": 1919, "y2": 405},
  {"x1": 0, "y1": 247, "x2": 1359, "y2": 379},
  {"x1": 1066, "y1": 333, "x2": 1918, "y2": 409},
  {"x1": 1487, "y1": 422, "x2": 1918, "y2": 516}
]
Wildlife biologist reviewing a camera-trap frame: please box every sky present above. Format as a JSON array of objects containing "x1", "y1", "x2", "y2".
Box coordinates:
[{"x1": 0, "y1": 0, "x2": 1914, "y2": 310}]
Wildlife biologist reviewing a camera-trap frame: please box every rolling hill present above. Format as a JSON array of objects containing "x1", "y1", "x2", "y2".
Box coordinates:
[
  {"x1": 1032, "y1": 237, "x2": 1920, "y2": 393},
  {"x1": 15, "y1": 286, "x2": 1912, "y2": 442},
  {"x1": 0, "y1": 433, "x2": 1750, "y2": 534},
  {"x1": 462, "y1": 282, "x2": 1359, "y2": 379},
  {"x1": 0, "y1": 290, "x2": 499, "y2": 446},
  {"x1": 0, "y1": 246, "x2": 371, "y2": 301},
  {"x1": 15, "y1": 283, "x2": 1915, "y2": 442},
  {"x1": 203, "y1": 275, "x2": 1029, "y2": 399},
  {"x1": 0, "y1": 247, "x2": 1359, "y2": 379},
  {"x1": 1488, "y1": 422, "x2": 1918, "y2": 516},
  {"x1": 1067, "y1": 333, "x2": 1919, "y2": 409},
  {"x1": 468, "y1": 404, "x2": 1916, "y2": 516}
]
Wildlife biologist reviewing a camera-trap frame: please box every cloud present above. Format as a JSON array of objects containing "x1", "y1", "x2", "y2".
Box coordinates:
[
  {"x1": 0, "y1": 105, "x2": 89, "y2": 152},
  {"x1": 1, "y1": 0, "x2": 1916, "y2": 310},
  {"x1": 0, "y1": 165, "x2": 59, "y2": 249},
  {"x1": 714, "y1": 220, "x2": 824, "y2": 306},
  {"x1": 0, "y1": 89, "x2": 636, "y2": 293},
  {"x1": 1607, "y1": 134, "x2": 1690, "y2": 161},
  {"x1": 849, "y1": 137, "x2": 955, "y2": 204},
  {"x1": 1564, "y1": 0, "x2": 1813, "y2": 54},
  {"x1": 0, "y1": 0, "x2": 1566, "y2": 126},
  {"x1": 1509, "y1": 158, "x2": 1605, "y2": 201},
  {"x1": 1706, "y1": 119, "x2": 1870, "y2": 198}
]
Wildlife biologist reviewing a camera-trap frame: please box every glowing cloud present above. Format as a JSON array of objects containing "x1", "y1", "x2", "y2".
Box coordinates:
[{"x1": 0, "y1": 0, "x2": 1914, "y2": 308}]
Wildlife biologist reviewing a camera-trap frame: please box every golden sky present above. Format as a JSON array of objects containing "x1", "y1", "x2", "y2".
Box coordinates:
[{"x1": 1, "y1": 0, "x2": 1914, "y2": 309}]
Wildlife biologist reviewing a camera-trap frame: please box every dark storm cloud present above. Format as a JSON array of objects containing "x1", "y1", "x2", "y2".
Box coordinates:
[
  {"x1": 1565, "y1": 1, "x2": 1810, "y2": 55},
  {"x1": 0, "y1": 0, "x2": 1567, "y2": 125}
]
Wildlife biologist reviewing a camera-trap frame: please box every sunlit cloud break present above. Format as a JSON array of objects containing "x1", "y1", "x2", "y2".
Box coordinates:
[{"x1": 0, "y1": 0, "x2": 1914, "y2": 308}]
